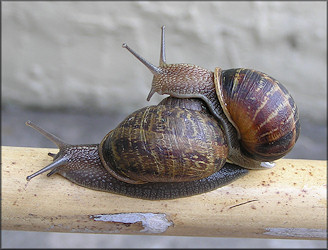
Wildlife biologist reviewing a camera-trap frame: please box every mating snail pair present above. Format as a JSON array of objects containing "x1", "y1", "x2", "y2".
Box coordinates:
[{"x1": 26, "y1": 26, "x2": 300, "y2": 200}]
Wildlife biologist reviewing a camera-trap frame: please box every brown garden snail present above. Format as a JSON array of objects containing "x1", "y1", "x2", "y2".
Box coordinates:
[
  {"x1": 122, "y1": 25, "x2": 300, "y2": 170},
  {"x1": 26, "y1": 97, "x2": 248, "y2": 200},
  {"x1": 26, "y1": 25, "x2": 300, "y2": 200}
]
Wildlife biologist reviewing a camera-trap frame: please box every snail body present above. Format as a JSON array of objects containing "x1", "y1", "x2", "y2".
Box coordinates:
[
  {"x1": 26, "y1": 97, "x2": 247, "y2": 200},
  {"x1": 123, "y1": 26, "x2": 300, "y2": 169}
]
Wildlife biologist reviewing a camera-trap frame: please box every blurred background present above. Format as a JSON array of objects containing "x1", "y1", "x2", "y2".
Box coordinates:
[{"x1": 2, "y1": 1, "x2": 326, "y2": 248}]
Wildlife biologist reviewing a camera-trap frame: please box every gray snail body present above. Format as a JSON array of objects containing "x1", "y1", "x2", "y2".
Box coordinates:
[
  {"x1": 122, "y1": 26, "x2": 300, "y2": 170},
  {"x1": 26, "y1": 97, "x2": 248, "y2": 200}
]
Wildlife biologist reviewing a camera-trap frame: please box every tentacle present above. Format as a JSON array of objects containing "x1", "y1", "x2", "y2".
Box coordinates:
[
  {"x1": 122, "y1": 43, "x2": 161, "y2": 75},
  {"x1": 26, "y1": 121, "x2": 69, "y2": 149},
  {"x1": 26, "y1": 157, "x2": 68, "y2": 181},
  {"x1": 26, "y1": 121, "x2": 70, "y2": 180},
  {"x1": 159, "y1": 25, "x2": 166, "y2": 66}
]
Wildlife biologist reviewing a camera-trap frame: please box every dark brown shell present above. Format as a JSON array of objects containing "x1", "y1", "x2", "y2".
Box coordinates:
[
  {"x1": 99, "y1": 98, "x2": 228, "y2": 184},
  {"x1": 215, "y1": 68, "x2": 300, "y2": 161}
]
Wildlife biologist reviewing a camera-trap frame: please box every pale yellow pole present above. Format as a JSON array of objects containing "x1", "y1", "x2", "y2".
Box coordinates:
[{"x1": 2, "y1": 146, "x2": 327, "y2": 239}]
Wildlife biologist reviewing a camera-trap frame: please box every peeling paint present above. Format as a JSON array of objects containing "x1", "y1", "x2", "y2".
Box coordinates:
[
  {"x1": 91, "y1": 213, "x2": 173, "y2": 234},
  {"x1": 264, "y1": 227, "x2": 326, "y2": 239}
]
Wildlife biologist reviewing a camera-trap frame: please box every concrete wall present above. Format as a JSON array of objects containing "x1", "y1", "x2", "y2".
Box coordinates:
[
  {"x1": 3, "y1": 1, "x2": 327, "y2": 123},
  {"x1": 2, "y1": 2, "x2": 327, "y2": 248}
]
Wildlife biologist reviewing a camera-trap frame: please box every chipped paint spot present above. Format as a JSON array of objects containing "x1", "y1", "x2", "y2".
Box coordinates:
[
  {"x1": 264, "y1": 227, "x2": 326, "y2": 238},
  {"x1": 91, "y1": 213, "x2": 173, "y2": 234}
]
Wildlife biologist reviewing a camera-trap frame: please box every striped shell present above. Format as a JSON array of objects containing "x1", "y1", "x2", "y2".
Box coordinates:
[
  {"x1": 214, "y1": 68, "x2": 300, "y2": 161},
  {"x1": 99, "y1": 97, "x2": 228, "y2": 184}
]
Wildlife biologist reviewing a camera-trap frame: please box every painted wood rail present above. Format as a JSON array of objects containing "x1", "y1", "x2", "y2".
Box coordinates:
[{"x1": 2, "y1": 146, "x2": 327, "y2": 239}]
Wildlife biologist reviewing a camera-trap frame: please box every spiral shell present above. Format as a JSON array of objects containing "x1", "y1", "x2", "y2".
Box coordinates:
[
  {"x1": 99, "y1": 97, "x2": 228, "y2": 184},
  {"x1": 215, "y1": 68, "x2": 300, "y2": 161}
]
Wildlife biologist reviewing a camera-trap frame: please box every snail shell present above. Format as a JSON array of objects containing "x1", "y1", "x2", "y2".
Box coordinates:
[
  {"x1": 99, "y1": 97, "x2": 228, "y2": 184},
  {"x1": 215, "y1": 68, "x2": 300, "y2": 161}
]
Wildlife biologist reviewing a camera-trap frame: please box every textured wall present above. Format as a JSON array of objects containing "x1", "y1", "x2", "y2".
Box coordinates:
[
  {"x1": 2, "y1": 2, "x2": 327, "y2": 249},
  {"x1": 2, "y1": 1, "x2": 327, "y2": 124}
]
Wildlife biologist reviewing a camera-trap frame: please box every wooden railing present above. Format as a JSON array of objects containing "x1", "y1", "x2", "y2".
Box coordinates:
[{"x1": 2, "y1": 146, "x2": 326, "y2": 240}]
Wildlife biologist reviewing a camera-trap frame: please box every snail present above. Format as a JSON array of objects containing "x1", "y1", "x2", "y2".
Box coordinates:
[
  {"x1": 26, "y1": 26, "x2": 300, "y2": 200},
  {"x1": 122, "y1": 25, "x2": 300, "y2": 170},
  {"x1": 26, "y1": 97, "x2": 248, "y2": 200}
]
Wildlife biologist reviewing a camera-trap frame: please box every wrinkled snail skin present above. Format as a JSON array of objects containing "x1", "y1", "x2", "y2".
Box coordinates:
[
  {"x1": 123, "y1": 25, "x2": 300, "y2": 170},
  {"x1": 26, "y1": 97, "x2": 248, "y2": 200},
  {"x1": 49, "y1": 146, "x2": 248, "y2": 200}
]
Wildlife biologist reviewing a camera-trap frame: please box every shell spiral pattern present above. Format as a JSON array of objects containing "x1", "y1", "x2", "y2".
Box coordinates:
[
  {"x1": 216, "y1": 68, "x2": 300, "y2": 161},
  {"x1": 100, "y1": 98, "x2": 229, "y2": 184}
]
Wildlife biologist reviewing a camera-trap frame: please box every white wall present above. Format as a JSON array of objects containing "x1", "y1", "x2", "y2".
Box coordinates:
[
  {"x1": 3, "y1": 1, "x2": 327, "y2": 124},
  {"x1": 2, "y1": 2, "x2": 327, "y2": 248}
]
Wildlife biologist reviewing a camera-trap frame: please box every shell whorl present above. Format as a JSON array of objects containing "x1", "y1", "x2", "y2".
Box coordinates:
[
  {"x1": 215, "y1": 68, "x2": 300, "y2": 161},
  {"x1": 99, "y1": 97, "x2": 228, "y2": 184}
]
